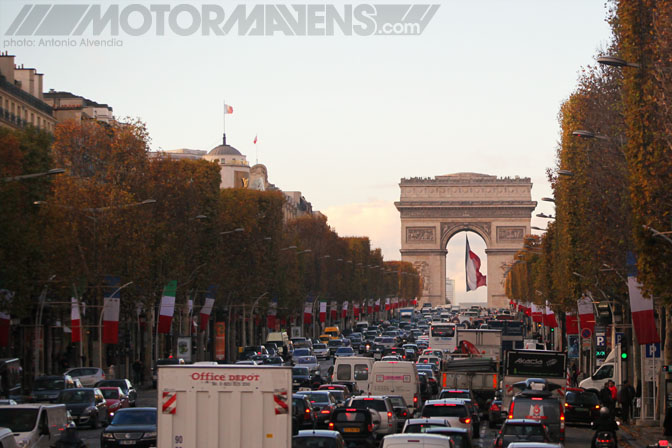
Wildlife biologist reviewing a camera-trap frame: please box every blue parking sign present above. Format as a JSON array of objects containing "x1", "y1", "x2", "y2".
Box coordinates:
[
  {"x1": 645, "y1": 342, "x2": 661, "y2": 358},
  {"x1": 616, "y1": 332, "x2": 624, "y2": 345}
]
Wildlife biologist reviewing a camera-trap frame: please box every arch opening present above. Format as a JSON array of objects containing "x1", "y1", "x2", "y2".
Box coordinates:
[{"x1": 445, "y1": 230, "x2": 488, "y2": 306}]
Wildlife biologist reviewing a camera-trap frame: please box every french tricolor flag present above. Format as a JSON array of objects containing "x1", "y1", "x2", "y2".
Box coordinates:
[
  {"x1": 319, "y1": 300, "x2": 327, "y2": 323},
  {"x1": 577, "y1": 294, "x2": 595, "y2": 333},
  {"x1": 465, "y1": 236, "x2": 487, "y2": 291},
  {"x1": 627, "y1": 253, "x2": 659, "y2": 344},
  {"x1": 158, "y1": 280, "x2": 177, "y2": 334},
  {"x1": 71, "y1": 297, "x2": 81, "y2": 343},
  {"x1": 102, "y1": 276, "x2": 121, "y2": 344},
  {"x1": 341, "y1": 301, "x2": 348, "y2": 319}
]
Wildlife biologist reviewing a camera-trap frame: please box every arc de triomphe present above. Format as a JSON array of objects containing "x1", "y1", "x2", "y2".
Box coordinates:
[{"x1": 395, "y1": 173, "x2": 537, "y2": 309}]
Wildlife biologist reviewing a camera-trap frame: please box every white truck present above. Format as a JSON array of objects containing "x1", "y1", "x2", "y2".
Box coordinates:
[
  {"x1": 439, "y1": 358, "x2": 499, "y2": 412},
  {"x1": 157, "y1": 365, "x2": 293, "y2": 448},
  {"x1": 456, "y1": 329, "x2": 503, "y2": 362},
  {"x1": 502, "y1": 350, "x2": 568, "y2": 412},
  {"x1": 579, "y1": 346, "x2": 623, "y2": 394}
]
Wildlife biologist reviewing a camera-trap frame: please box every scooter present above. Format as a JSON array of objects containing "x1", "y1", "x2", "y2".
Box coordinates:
[{"x1": 594, "y1": 431, "x2": 617, "y2": 448}]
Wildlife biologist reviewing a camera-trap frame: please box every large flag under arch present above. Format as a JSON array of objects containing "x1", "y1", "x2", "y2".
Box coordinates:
[{"x1": 465, "y1": 235, "x2": 486, "y2": 291}]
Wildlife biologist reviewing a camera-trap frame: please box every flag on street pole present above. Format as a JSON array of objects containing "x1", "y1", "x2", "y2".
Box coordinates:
[
  {"x1": 303, "y1": 298, "x2": 313, "y2": 324},
  {"x1": 577, "y1": 294, "x2": 595, "y2": 333},
  {"x1": 374, "y1": 299, "x2": 380, "y2": 312},
  {"x1": 330, "y1": 301, "x2": 338, "y2": 320},
  {"x1": 102, "y1": 276, "x2": 121, "y2": 344},
  {"x1": 319, "y1": 300, "x2": 327, "y2": 323},
  {"x1": 385, "y1": 298, "x2": 390, "y2": 311},
  {"x1": 70, "y1": 297, "x2": 82, "y2": 343},
  {"x1": 224, "y1": 104, "x2": 233, "y2": 114},
  {"x1": 543, "y1": 303, "x2": 558, "y2": 328},
  {"x1": 627, "y1": 253, "x2": 660, "y2": 344},
  {"x1": 465, "y1": 235, "x2": 487, "y2": 291},
  {"x1": 267, "y1": 297, "x2": 278, "y2": 329},
  {"x1": 158, "y1": 280, "x2": 177, "y2": 334},
  {"x1": 342, "y1": 301, "x2": 349, "y2": 319},
  {"x1": 531, "y1": 303, "x2": 543, "y2": 323}
]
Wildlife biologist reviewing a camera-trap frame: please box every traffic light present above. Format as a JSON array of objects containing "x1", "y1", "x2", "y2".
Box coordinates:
[
  {"x1": 596, "y1": 349, "x2": 607, "y2": 359},
  {"x1": 550, "y1": 327, "x2": 555, "y2": 332},
  {"x1": 621, "y1": 340, "x2": 629, "y2": 360}
]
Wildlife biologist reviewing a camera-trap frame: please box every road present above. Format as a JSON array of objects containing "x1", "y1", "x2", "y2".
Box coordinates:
[{"x1": 74, "y1": 358, "x2": 610, "y2": 447}]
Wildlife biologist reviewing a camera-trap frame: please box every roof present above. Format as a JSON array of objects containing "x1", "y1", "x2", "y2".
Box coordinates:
[
  {"x1": 295, "y1": 430, "x2": 342, "y2": 439},
  {"x1": 208, "y1": 133, "x2": 242, "y2": 156},
  {"x1": 503, "y1": 419, "x2": 545, "y2": 425}
]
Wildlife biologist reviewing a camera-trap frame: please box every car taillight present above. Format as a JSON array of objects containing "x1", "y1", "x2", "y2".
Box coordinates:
[
  {"x1": 490, "y1": 404, "x2": 500, "y2": 411},
  {"x1": 459, "y1": 417, "x2": 471, "y2": 424},
  {"x1": 305, "y1": 408, "x2": 311, "y2": 413},
  {"x1": 413, "y1": 396, "x2": 418, "y2": 403},
  {"x1": 496, "y1": 438, "x2": 503, "y2": 447},
  {"x1": 321, "y1": 410, "x2": 330, "y2": 414},
  {"x1": 595, "y1": 405, "x2": 600, "y2": 409},
  {"x1": 328, "y1": 422, "x2": 334, "y2": 430},
  {"x1": 402, "y1": 411, "x2": 408, "y2": 417},
  {"x1": 387, "y1": 411, "x2": 393, "y2": 418},
  {"x1": 368, "y1": 424, "x2": 373, "y2": 432}
]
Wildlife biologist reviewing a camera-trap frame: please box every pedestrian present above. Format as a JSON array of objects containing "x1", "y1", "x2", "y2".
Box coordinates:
[
  {"x1": 132, "y1": 359, "x2": 142, "y2": 386},
  {"x1": 608, "y1": 380, "x2": 618, "y2": 415},
  {"x1": 619, "y1": 379, "x2": 635, "y2": 423},
  {"x1": 571, "y1": 363, "x2": 579, "y2": 387},
  {"x1": 108, "y1": 364, "x2": 115, "y2": 379},
  {"x1": 599, "y1": 382, "x2": 614, "y2": 412}
]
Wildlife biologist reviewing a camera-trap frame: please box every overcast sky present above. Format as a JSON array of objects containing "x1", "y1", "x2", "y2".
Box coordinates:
[{"x1": 1, "y1": 0, "x2": 614, "y2": 303}]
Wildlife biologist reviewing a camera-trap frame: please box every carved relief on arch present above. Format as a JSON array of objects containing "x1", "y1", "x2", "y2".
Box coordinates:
[
  {"x1": 440, "y1": 222, "x2": 491, "y2": 247},
  {"x1": 413, "y1": 261, "x2": 431, "y2": 297}
]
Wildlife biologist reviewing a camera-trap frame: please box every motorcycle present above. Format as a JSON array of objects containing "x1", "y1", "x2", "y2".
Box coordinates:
[{"x1": 594, "y1": 430, "x2": 617, "y2": 448}]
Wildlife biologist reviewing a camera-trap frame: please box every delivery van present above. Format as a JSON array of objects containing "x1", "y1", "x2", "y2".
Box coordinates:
[
  {"x1": 324, "y1": 327, "x2": 340, "y2": 340},
  {"x1": 370, "y1": 361, "x2": 421, "y2": 412},
  {"x1": 266, "y1": 331, "x2": 292, "y2": 358},
  {"x1": 0, "y1": 404, "x2": 67, "y2": 448},
  {"x1": 332, "y1": 357, "x2": 374, "y2": 393},
  {"x1": 157, "y1": 364, "x2": 292, "y2": 448}
]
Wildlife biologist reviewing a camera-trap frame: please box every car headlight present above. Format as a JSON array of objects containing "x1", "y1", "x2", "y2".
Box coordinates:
[
  {"x1": 142, "y1": 432, "x2": 157, "y2": 439},
  {"x1": 102, "y1": 432, "x2": 115, "y2": 439}
]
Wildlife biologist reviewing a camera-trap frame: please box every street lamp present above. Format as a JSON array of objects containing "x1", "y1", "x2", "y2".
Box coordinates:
[
  {"x1": 558, "y1": 170, "x2": 574, "y2": 177},
  {"x1": 572, "y1": 130, "x2": 609, "y2": 140},
  {"x1": 541, "y1": 197, "x2": 555, "y2": 203},
  {"x1": 531, "y1": 226, "x2": 547, "y2": 231},
  {"x1": 536, "y1": 213, "x2": 555, "y2": 219},
  {"x1": 642, "y1": 224, "x2": 672, "y2": 246},
  {"x1": 220, "y1": 227, "x2": 244, "y2": 235},
  {"x1": 597, "y1": 56, "x2": 640, "y2": 68},
  {"x1": 3, "y1": 168, "x2": 65, "y2": 182}
]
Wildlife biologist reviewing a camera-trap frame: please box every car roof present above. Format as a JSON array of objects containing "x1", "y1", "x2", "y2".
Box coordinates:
[
  {"x1": 406, "y1": 418, "x2": 452, "y2": 425},
  {"x1": 425, "y1": 427, "x2": 468, "y2": 434},
  {"x1": 425, "y1": 399, "x2": 467, "y2": 405},
  {"x1": 440, "y1": 389, "x2": 470, "y2": 393},
  {"x1": 116, "y1": 407, "x2": 156, "y2": 412},
  {"x1": 384, "y1": 434, "x2": 454, "y2": 442},
  {"x1": 504, "y1": 419, "x2": 546, "y2": 425},
  {"x1": 506, "y1": 444, "x2": 562, "y2": 448},
  {"x1": 295, "y1": 430, "x2": 342, "y2": 439}
]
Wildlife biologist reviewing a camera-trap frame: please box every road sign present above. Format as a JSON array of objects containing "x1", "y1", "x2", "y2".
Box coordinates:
[
  {"x1": 645, "y1": 342, "x2": 661, "y2": 358},
  {"x1": 616, "y1": 332, "x2": 624, "y2": 345},
  {"x1": 581, "y1": 328, "x2": 592, "y2": 339},
  {"x1": 596, "y1": 335, "x2": 606, "y2": 347}
]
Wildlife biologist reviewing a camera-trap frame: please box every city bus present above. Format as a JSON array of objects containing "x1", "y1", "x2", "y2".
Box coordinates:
[{"x1": 428, "y1": 322, "x2": 457, "y2": 353}]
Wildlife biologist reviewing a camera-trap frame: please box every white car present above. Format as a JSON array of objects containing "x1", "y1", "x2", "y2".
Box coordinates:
[
  {"x1": 420, "y1": 399, "x2": 473, "y2": 439},
  {"x1": 313, "y1": 343, "x2": 330, "y2": 360},
  {"x1": 295, "y1": 356, "x2": 320, "y2": 375},
  {"x1": 63, "y1": 367, "x2": 105, "y2": 387}
]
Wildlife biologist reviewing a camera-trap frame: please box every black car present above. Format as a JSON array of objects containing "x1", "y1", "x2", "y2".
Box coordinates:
[
  {"x1": 387, "y1": 395, "x2": 411, "y2": 431},
  {"x1": 31, "y1": 375, "x2": 76, "y2": 402},
  {"x1": 494, "y1": 419, "x2": 550, "y2": 448},
  {"x1": 329, "y1": 407, "x2": 376, "y2": 447},
  {"x1": 509, "y1": 390, "x2": 564, "y2": 443},
  {"x1": 101, "y1": 407, "x2": 157, "y2": 448},
  {"x1": 95, "y1": 379, "x2": 137, "y2": 407},
  {"x1": 58, "y1": 388, "x2": 108, "y2": 428},
  {"x1": 292, "y1": 366, "x2": 311, "y2": 392},
  {"x1": 293, "y1": 394, "x2": 317, "y2": 432},
  {"x1": 327, "y1": 339, "x2": 345, "y2": 356},
  {"x1": 296, "y1": 391, "x2": 338, "y2": 428},
  {"x1": 487, "y1": 396, "x2": 506, "y2": 428},
  {"x1": 564, "y1": 387, "x2": 600, "y2": 424}
]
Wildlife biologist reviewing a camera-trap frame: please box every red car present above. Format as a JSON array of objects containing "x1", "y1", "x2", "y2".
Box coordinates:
[{"x1": 99, "y1": 387, "x2": 129, "y2": 420}]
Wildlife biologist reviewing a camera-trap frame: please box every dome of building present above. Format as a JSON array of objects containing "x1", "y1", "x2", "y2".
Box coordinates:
[{"x1": 208, "y1": 133, "x2": 242, "y2": 156}]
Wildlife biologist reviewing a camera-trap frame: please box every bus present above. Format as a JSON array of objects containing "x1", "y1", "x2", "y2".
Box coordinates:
[{"x1": 428, "y1": 322, "x2": 457, "y2": 353}]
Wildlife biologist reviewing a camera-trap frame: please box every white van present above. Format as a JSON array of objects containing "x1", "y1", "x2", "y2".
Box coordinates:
[
  {"x1": 370, "y1": 361, "x2": 421, "y2": 412},
  {"x1": 267, "y1": 331, "x2": 292, "y2": 358},
  {"x1": 332, "y1": 356, "x2": 374, "y2": 393},
  {"x1": 0, "y1": 404, "x2": 67, "y2": 448},
  {"x1": 0, "y1": 428, "x2": 17, "y2": 448},
  {"x1": 382, "y1": 434, "x2": 455, "y2": 448}
]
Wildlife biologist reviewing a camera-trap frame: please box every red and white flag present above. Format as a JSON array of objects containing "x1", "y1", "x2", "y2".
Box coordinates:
[
  {"x1": 224, "y1": 103, "x2": 233, "y2": 114},
  {"x1": 303, "y1": 298, "x2": 313, "y2": 325},
  {"x1": 267, "y1": 297, "x2": 278, "y2": 329},
  {"x1": 102, "y1": 290, "x2": 121, "y2": 344},
  {"x1": 158, "y1": 280, "x2": 177, "y2": 334},
  {"x1": 341, "y1": 301, "x2": 348, "y2": 319},
  {"x1": 319, "y1": 300, "x2": 327, "y2": 323},
  {"x1": 577, "y1": 294, "x2": 595, "y2": 333},
  {"x1": 412, "y1": 297, "x2": 417, "y2": 306},
  {"x1": 385, "y1": 298, "x2": 390, "y2": 311},
  {"x1": 531, "y1": 303, "x2": 543, "y2": 323},
  {"x1": 465, "y1": 236, "x2": 486, "y2": 291},
  {"x1": 330, "y1": 301, "x2": 338, "y2": 320},
  {"x1": 628, "y1": 276, "x2": 660, "y2": 344},
  {"x1": 367, "y1": 300, "x2": 373, "y2": 315},
  {"x1": 374, "y1": 298, "x2": 380, "y2": 312},
  {"x1": 200, "y1": 297, "x2": 215, "y2": 331},
  {"x1": 253, "y1": 135, "x2": 258, "y2": 144},
  {"x1": 543, "y1": 303, "x2": 558, "y2": 328},
  {"x1": 353, "y1": 302, "x2": 360, "y2": 319},
  {"x1": 71, "y1": 297, "x2": 81, "y2": 343}
]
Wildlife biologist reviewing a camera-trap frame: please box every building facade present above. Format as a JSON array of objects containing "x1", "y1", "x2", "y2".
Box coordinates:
[
  {"x1": 0, "y1": 52, "x2": 55, "y2": 132},
  {"x1": 43, "y1": 90, "x2": 113, "y2": 123},
  {"x1": 445, "y1": 278, "x2": 455, "y2": 304}
]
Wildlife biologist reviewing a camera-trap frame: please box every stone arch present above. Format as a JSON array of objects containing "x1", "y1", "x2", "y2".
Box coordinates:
[{"x1": 395, "y1": 173, "x2": 536, "y2": 308}]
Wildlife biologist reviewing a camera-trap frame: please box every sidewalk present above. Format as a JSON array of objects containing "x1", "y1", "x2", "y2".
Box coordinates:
[{"x1": 619, "y1": 421, "x2": 669, "y2": 448}]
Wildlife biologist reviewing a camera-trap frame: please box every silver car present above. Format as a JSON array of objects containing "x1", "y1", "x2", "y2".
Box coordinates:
[
  {"x1": 346, "y1": 396, "x2": 398, "y2": 439},
  {"x1": 313, "y1": 343, "x2": 330, "y2": 360},
  {"x1": 295, "y1": 356, "x2": 320, "y2": 375},
  {"x1": 420, "y1": 399, "x2": 473, "y2": 439}
]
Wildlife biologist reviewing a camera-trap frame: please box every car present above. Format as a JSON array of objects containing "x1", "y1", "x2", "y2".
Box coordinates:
[
  {"x1": 334, "y1": 347, "x2": 355, "y2": 358},
  {"x1": 487, "y1": 396, "x2": 506, "y2": 428},
  {"x1": 318, "y1": 385, "x2": 352, "y2": 404},
  {"x1": 402, "y1": 417, "x2": 452, "y2": 433},
  {"x1": 293, "y1": 429, "x2": 346, "y2": 448},
  {"x1": 564, "y1": 387, "x2": 600, "y2": 425},
  {"x1": 328, "y1": 407, "x2": 377, "y2": 447},
  {"x1": 422, "y1": 349, "x2": 445, "y2": 359},
  {"x1": 240, "y1": 345, "x2": 269, "y2": 360},
  {"x1": 63, "y1": 367, "x2": 105, "y2": 387},
  {"x1": 30, "y1": 375, "x2": 77, "y2": 403},
  {"x1": 425, "y1": 427, "x2": 473, "y2": 448},
  {"x1": 508, "y1": 390, "x2": 564, "y2": 443},
  {"x1": 293, "y1": 394, "x2": 317, "y2": 431},
  {"x1": 99, "y1": 387, "x2": 130, "y2": 420},
  {"x1": 0, "y1": 427, "x2": 18, "y2": 448},
  {"x1": 293, "y1": 366, "x2": 312, "y2": 391},
  {"x1": 314, "y1": 343, "x2": 331, "y2": 360},
  {"x1": 416, "y1": 362, "x2": 440, "y2": 379},
  {"x1": 57, "y1": 388, "x2": 108, "y2": 428},
  {"x1": 387, "y1": 395, "x2": 411, "y2": 431},
  {"x1": 506, "y1": 444, "x2": 563, "y2": 448},
  {"x1": 346, "y1": 395, "x2": 398, "y2": 438},
  {"x1": 381, "y1": 433, "x2": 455, "y2": 448},
  {"x1": 95, "y1": 379, "x2": 137, "y2": 407},
  {"x1": 295, "y1": 355, "x2": 320, "y2": 375},
  {"x1": 0, "y1": 400, "x2": 17, "y2": 405},
  {"x1": 294, "y1": 348, "x2": 313, "y2": 358},
  {"x1": 327, "y1": 339, "x2": 345, "y2": 356},
  {"x1": 100, "y1": 407, "x2": 157, "y2": 447},
  {"x1": 494, "y1": 419, "x2": 551, "y2": 448},
  {"x1": 381, "y1": 355, "x2": 402, "y2": 362},
  {"x1": 420, "y1": 399, "x2": 473, "y2": 439},
  {"x1": 296, "y1": 391, "x2": 339, "y2": 428},
  {"x1": 264, "y1": 355, "x2": 285, "y2": 365},
  {"x1": 417, "y1": 356, "x2": 441, "y2": 371}
]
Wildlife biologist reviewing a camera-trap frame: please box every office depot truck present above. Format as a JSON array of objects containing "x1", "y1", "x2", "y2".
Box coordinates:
[{"x1": 157, "y1": 365, "x2": 292, "y2": 448}]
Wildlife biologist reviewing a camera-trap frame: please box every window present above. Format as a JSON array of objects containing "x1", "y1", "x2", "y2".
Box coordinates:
[
  {"x1": 354, "y1": 364, "x2": 368, "y2": 381},
  {"x1": 335, "y1": 411, "x2": 366, "y2": 422},
  {"x1": 422, "y1": 405, "x2": 468, "y2": 418},
  {"x1": 431, "y1": 326, "x2": 455, "y2": 337},
  {"x1": 592, "y1": 365, "x2": 613, "y2": 380},
  {"x1": 336, "y1": 364, "x2": 351, "y2": 381}
]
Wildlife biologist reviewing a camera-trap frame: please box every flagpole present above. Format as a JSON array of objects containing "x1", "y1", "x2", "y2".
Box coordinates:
[{"x1": 223, "y1": 100, "x2": 226, "y2": 137}]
